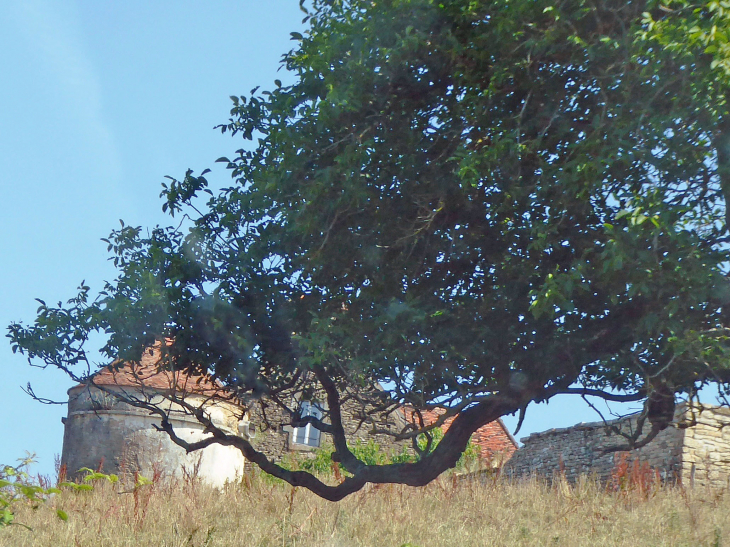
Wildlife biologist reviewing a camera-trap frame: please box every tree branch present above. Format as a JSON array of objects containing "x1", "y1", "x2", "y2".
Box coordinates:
[{"x1": 559, "y1": 388, "x2": 646, "y2": 402}]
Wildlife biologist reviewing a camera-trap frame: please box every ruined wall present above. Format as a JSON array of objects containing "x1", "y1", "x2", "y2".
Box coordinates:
[
  {"x1": 504, "y1": 405, "x2": 730, "y2": 486},
  {"x1": 503, "y1": 414, "x2": 685, "y2": 483}
]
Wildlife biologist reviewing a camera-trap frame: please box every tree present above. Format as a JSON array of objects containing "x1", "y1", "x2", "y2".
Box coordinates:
[{"x1": 8, "y1": 0, "x2": 730, "y2": 500}]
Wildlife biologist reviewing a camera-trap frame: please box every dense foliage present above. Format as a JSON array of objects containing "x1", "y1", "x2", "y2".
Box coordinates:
[{"x1": 8, "y1": 0, "x2": 730, "y2": 499}]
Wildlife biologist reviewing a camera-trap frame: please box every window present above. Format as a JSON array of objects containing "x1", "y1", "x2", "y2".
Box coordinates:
[{"x1": 293, "y1": 401, "x2": 323, "y2": 448}]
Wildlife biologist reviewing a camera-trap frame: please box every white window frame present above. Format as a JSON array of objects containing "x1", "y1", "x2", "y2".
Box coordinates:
[{"x1": 292, "y1": 401, "x2": 323, "y2": 448}]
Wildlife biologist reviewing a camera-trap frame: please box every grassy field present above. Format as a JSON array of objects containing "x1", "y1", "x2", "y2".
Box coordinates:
[{"x1": 1, "y1": 470, "x2": 729, "y2": 547}]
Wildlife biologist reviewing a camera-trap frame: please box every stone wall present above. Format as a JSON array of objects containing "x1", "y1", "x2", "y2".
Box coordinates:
[
  {"x1": 247, "y1": 390, "x2": 411, "y2": 463},
  {"x1": 680, "y1": 406, "x2": 730, "y2": 488},
  {"x1": 504, "y1": 404, "x2": 730, "y2": 487},
  {"x1": 503, "y1": 413, "x2": 685, "y2": 484}
]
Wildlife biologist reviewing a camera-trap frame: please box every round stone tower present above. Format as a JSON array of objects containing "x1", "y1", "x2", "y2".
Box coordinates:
[{"x1": 60, "y1": 348, "x2": 249, "y2": 487}]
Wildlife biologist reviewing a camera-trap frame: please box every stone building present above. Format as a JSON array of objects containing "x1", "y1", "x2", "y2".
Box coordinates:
[
  {"x1": 248, "y1": 398, "x2": 518, "y2": 466},
  {"x1": 62, "y1": 349, "x2": 519, "y2": 484},
  {"x1": 60, "y1": 350, "x2": 249, "y2": 488},
  {"x1": 246, "y1": 390, "x2": 411, "y2": 461},
  {"x1": 504, "y1": 403, "x2": 730, "y2": 488}
]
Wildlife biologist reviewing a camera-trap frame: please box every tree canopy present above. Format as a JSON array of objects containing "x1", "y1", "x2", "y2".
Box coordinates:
[{"x1": 8, "y1": 0, "x2": 730, "y2": 500}]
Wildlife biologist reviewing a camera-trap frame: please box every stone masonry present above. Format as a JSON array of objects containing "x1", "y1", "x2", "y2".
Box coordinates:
[
  {"x1": 504, "y1": 403, "x2": 730, "y2": 488},
  {"x1": 246, "y1": 394, "x2": 411, "y2": 462},
  {"x1": 247, "y1": 390, "x2": 517, "y2": 464}
]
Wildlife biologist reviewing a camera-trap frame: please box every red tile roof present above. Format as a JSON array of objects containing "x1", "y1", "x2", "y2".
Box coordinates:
[
  {"x1": 71, "y1": 345, "x2": 235, "y2": 400},
  {"x1": 403, "y1": 407, "x2": 518, "y2": 462}
]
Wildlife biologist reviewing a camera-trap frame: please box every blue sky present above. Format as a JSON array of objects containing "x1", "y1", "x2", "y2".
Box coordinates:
[{"x1": 0, "y1": 0, "x2": 643, "y2": 478}]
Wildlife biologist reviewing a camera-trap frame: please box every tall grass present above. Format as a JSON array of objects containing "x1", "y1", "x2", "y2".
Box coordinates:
[{"x1": 2, "y1": 466, "x2": 729, "y2": 546}]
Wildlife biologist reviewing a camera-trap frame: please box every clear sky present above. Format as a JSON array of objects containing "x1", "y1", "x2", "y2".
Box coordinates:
[{"x1": 0, "y1": 0, "x2": 643, "y2": 478}]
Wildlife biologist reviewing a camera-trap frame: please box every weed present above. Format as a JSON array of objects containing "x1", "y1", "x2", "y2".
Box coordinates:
[
  {"x1": 2, "y1": 468, "x2": 730, "y2": 546},
  {"x1": 609, "y1": 453, "x2": 661, "y2": 498}
]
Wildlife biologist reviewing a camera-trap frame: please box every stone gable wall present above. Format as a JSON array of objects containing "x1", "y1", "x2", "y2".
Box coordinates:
[
  {"x1": 681, "y1": 406, "x2": 730, "y2": 488},
  {"x1": 247, "y1": 394, "x2": 517, "y2": 465},
  {"x1": 247, "y1": 393, "x2": 410, "y2": 463}
]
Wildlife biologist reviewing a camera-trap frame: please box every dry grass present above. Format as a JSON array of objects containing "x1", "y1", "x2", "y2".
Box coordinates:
[{"x1": 1, "y1": 471, "x2": 729, "y2": 546}]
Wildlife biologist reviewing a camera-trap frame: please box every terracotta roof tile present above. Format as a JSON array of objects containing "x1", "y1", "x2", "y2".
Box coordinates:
[
  {"x1": 72, "y1": 346, "x2": 235, "y2": 400},
  {"x1": 403, "y1": 407, "x2": 518, "y2": 461}
]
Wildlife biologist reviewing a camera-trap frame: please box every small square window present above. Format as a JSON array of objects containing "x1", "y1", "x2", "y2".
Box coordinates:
[{"x1": 293, "y1": 401, "x2": 323, "y2": 448}]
